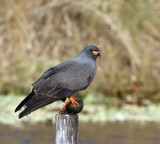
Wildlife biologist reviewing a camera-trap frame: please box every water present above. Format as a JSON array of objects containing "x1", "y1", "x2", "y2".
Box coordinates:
[{"x1": 0, "y1": 122, "x2": 160, "y2": 144}]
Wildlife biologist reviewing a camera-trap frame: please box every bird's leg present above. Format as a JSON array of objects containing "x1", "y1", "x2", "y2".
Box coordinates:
[
  {"x1": 60, "y1": 98, "x2": 66, "y2": 113},
  {"x1": 66, "y1": 97, "x2": 80, "y2": 108},
  {"x1": 60, "y1": 101, "x2": 66, "y2": 113}
]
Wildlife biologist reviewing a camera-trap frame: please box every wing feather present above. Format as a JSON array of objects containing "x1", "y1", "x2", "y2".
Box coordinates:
[{"x1": 33, "y1": 61, "x2": 96, "y2": 96}]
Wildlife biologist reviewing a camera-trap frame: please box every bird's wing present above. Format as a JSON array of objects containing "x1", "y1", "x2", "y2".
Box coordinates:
[
  {"x1": 15, "y1": 61, "x2": 96, "y2": 118},
  {"x1": 32, "y1": 60, "x2": 96, "y2": 98}
]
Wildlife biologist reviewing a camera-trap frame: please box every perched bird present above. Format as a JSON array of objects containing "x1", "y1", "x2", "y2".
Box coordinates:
[{"x1": 15, "y1": 45, "x2": 100, "y2": 119}]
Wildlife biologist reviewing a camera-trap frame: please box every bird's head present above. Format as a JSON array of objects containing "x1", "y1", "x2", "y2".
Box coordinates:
[{"x1": 83, "y1": 45, "x2": 100, "y2": 60}]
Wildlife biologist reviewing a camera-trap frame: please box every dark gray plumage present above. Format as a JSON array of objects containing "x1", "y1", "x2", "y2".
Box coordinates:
[{"x1": 15, "y1": 45, "x2": 100, "y2": 118}]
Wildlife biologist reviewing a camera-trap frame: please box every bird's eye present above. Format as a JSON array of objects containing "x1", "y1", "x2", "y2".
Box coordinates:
[{"x1": 90, "y1": 49, "x2": 93, "y2": 52}]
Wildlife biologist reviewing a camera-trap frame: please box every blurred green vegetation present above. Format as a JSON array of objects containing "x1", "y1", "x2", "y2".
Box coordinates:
[
  {"x1": 0, "y1": 0, "x2": 160, "y2": 101},
  {"x1": 1, "y1": 94, "x2": 160, "y2": 125}
]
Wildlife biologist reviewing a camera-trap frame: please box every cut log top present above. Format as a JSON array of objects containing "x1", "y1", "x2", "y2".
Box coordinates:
[{"x1": 55, "y1": 114, "x2": 78, "y2": 144}]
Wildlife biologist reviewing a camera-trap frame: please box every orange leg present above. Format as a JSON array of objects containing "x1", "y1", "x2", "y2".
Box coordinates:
[
  {"x1": 60, "y1": 101, "x2": 66, "y2": 113},
  {"x1": 66, "y1": 97, "x2": 80, "y2": 108}
]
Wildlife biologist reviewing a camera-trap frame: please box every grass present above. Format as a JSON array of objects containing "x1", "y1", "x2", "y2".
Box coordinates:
[
  {"x1": 0, "y1": 0, "x2": 160, "y2": 101},
  {"x1": 1, "y1": 94, "x2": 160, "y2": 126}
]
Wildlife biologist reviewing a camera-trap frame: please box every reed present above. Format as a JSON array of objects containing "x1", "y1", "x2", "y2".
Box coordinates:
[{"x1": 0, "y1": 0, "x2": 160, "y2": 100}]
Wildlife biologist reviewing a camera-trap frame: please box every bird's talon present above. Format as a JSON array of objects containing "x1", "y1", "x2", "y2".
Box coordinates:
[{"x1": 66, "y1": 97, "x2": 80, "y2": 108}]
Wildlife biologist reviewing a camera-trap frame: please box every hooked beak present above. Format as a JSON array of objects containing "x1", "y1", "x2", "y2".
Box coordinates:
[{"x1": 97, "y1": 52, "x2": 101, "y2": 58}]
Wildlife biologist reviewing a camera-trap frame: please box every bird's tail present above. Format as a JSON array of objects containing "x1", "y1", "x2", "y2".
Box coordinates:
[
  {"x1": 19, "y1": 96, "x2": 55, "y2": 119},
  {"x1": 15, "y1": 91, "x2": 57, "y2": 119},
  {"x1": 15, "y1": 90, "x2": 35, "y2": 112}
]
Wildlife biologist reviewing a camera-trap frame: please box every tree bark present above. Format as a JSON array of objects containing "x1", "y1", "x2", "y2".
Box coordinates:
[{"x1": 55, "y1": 113, "x2": 78, "y2": 144}]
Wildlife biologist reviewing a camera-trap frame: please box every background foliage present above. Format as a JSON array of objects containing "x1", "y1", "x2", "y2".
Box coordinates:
[{"x1": 0, "y1": 0, "x2": 160, "y2": 101}]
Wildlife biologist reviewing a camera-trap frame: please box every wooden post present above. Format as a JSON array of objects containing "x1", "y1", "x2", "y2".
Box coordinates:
[{"x1": 55, "y1": 113, "x2": 78, "y2": 144}]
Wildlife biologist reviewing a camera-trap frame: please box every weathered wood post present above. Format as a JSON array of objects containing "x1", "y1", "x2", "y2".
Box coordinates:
[{"x1": 55, "y1": 113, "x2": 78, "y2": 144}]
